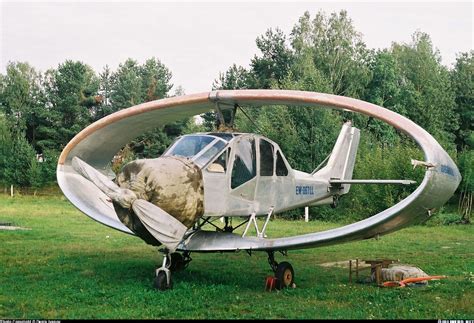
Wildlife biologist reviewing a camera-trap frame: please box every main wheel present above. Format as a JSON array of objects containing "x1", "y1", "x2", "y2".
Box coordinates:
[
  {"x1": 275, "y1": 261, "x2": 294, "y2": 290},
  {"x1": 154, "y1": 271, "x2": 173, "y2": 291}
]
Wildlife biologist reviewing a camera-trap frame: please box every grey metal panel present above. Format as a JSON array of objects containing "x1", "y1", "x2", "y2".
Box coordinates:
[{"x1": 57, "y1": 90, "x2": 461, "y2": 251}]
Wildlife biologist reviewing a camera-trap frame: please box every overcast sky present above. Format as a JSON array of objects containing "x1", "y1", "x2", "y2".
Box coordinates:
[{"x1": 1, "y1": 1, "x2": 472, "y2": 94}]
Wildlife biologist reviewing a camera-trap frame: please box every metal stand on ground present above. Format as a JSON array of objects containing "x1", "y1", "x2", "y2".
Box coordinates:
[{"x1": 349, "y1": 258, "x2": 399, "y2": 285}]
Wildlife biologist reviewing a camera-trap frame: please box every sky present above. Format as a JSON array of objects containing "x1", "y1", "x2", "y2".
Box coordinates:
[{"x1": 1, "y1": 0, "x2": 472, "y2": 94}]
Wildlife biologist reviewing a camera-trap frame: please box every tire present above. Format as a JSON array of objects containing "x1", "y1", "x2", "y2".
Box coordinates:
[
  {"x1": 275, "y1": 262, "x2": 294, "y2": 290},
  {"x1": 154, "y1": 271, "x2": 173, "y2": 291}
]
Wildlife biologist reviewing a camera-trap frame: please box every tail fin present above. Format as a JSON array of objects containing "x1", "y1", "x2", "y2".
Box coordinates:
[{"x1": 314, "y1": 122, "x2": 360, "y2": 194}]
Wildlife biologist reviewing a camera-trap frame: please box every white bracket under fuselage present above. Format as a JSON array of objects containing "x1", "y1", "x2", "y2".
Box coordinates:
[{"x1": 242, "y1": 207, "x2": 274, "y2": 238}]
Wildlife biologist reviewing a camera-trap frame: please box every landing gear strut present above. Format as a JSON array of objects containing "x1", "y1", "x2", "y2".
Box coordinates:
[
  {"x1": 331, "y1": 194, "x2": 339, "y2": 208},
  {"x1": 267, "y1": 251, "x2": 295, "y2": 290},
  {"x1": 223, "y1": 217, "x2": 233, "y2": 233},
  {"x1": 154, "y1": 250, "x2": 192, "y2": 291}
]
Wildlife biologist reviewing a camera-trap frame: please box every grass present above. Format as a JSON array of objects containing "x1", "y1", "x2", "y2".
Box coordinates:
[{"x1": 0, "y1": 195, "x2": 473, "y2": 319}]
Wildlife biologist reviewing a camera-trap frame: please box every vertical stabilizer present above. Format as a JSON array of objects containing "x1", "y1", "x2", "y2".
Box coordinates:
[{"x1": 313, "y1": 122, "x2": 360, "y2": 194}]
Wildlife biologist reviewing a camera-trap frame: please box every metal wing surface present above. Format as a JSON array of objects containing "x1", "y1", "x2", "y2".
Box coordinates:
[{"x1": 57, "y1": 90, "x2": 461, "y2": 251}]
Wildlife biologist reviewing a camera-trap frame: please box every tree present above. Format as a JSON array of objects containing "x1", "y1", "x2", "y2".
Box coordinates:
[
  {"x1": 212, "y1": 64, "x2": 251, "y2": 91},
  {"x1": 250, "y1": 28, "x2": 294, "y2": 89},
  {"x1": 457, "y1": 149, "x2": 473, "y2": 223},
  {"x1": 110, "y1": 59, "x2": 143, "y2": 111},
  {"x1": 363, "y1": 50, "x2": 406, "y2": 145},
  {"x1": 0, "y1": 113, "x2": 12, "y2": 185},
  {"x1": 109, "y1": 57, "x2": 172, "y2": 112},
  {"x1": 108, "y1": 58, "x2": 184, "y2": 160},
  {"x1": 280, "y1": 65, "x2": 342, "y2": 172},
  {"x1": 290, "y1": 10, "x2": 372, "y2": 98},
  {"x1": 0, "y1": 62, "x2": 45, "y2": 149},
  {"x1": 94, "y1": 65, "x2": 113, "y2": 121},
  {"x1": 451, "y1": 51, "x2": 474, "y2": 223},
  {"x1": 139, "y1": 57, "x2": 173, "y2": 101},
  {"x1": 391, "y1": 31, "x2": 458, "y2": 149},
  {"x1": 282, "y1": 48, "x2": 332, "y2": 94},
  {"x1": 42, "y1": 60, "x2": 100, "y2": 150},
  {"x1": 0, "y1": 113, "x2": 38, "y2": 187},
  {"x1": 451, "y1": 51, "x2": 474, "y2": 151}
]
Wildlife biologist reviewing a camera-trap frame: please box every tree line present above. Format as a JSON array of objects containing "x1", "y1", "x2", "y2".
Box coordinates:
[{"x1": 0, "y1": 10, "x2": 472, "y2": 222}]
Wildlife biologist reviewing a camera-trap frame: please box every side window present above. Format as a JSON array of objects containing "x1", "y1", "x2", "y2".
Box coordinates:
[
  {"x1": 276, "y1": 150, "x2": 288, "y2": 176},
  {"x1": 195, "y1": 140, "x2": 226, "y2": 167},
  {"x1": 260, "y1": 139, "x2": 274, "y2": 176},
  {"x1": 231, "y1": 138, "x2": 256, "y2": 189},
  {"x1": 207, "y1": 148, "x2": 230, "y2": 173},
  {"x1": 167, "y1": 135, "x2": 213, "y2": 158}
]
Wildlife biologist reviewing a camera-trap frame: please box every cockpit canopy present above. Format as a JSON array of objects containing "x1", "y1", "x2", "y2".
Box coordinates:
[
  {"x1": 163, "y1": 133, "x2": 237, "y2": 168},
  {"x1": 164, "y1": 132, "x2": 291, "y2": 190}
]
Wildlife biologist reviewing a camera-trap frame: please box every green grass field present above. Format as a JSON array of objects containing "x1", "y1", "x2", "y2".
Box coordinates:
[{"x1": 0, "y1": 195, "x2": 473, "y2": 319}]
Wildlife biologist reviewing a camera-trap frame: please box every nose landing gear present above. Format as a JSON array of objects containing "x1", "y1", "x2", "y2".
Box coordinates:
[{"x1": 154, "y1": 250, "x2": 192, "y2": 291}]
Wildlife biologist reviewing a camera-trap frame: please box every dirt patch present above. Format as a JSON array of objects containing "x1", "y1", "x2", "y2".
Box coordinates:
[
  {"x1": 0, "y1": 225, "x2": 31, "y2": 231},
  {"x1": 318, "y1": 259, "x2": 371, "y2": 269}
]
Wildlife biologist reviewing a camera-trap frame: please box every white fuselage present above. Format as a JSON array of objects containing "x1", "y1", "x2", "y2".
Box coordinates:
[{"x1": 201, "y1": 133, "x2": 334, "y2": 217}]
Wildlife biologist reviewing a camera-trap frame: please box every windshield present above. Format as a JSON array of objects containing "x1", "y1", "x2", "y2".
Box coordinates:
[{"x1": 164, "y1": 135, "x2": 227, "y2": 168}]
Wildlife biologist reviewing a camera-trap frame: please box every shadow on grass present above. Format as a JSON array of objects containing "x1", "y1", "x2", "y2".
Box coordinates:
[{"x1": 46, "y1": 249, "x2": 273, "y2": 291}]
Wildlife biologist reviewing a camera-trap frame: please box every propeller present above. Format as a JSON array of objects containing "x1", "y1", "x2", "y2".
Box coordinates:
[
  {"x1": 131, "y1": 199, "x2": 187, "y2": 252},
  {"x1": 72, "y1": 156, "x2": 187, "y2": 252}
]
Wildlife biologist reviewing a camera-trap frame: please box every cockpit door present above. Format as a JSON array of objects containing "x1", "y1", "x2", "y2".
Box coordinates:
[
  {"x1": 273, "y1": 149, "x2": 294, "y2": 213},
  {"x1": 202, "y1": 147, "x2": 231, "y2": 216},
  {"x1": 253, "y1": 138, "x2": 294, "y2": 214},
  {"x1": 227, "y1": 135, "x2": 258, "y2": 215},
  {"x1": 254, "y1": 138, "x2": 277, "y2": 214}
]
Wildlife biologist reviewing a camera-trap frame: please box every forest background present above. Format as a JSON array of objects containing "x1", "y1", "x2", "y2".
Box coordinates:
[{"x1": 0, "y1": 10, "x2": 472, "y2": 224}]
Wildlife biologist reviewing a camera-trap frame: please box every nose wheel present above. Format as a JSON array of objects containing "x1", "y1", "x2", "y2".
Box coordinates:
[
  {"x1": 154, "y1": 269, "x2": 173, "y2": 291},
  {"x1": 154, "y1": 250, "x2": 192, "y2": 291}
]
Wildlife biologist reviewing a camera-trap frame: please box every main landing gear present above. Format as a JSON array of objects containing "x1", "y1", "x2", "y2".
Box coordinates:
[
  {"x1": 266, "y1": 251, "x2": 295, "y2": 290},
  {"x1": 154, "y1": 250, "x2": 192, "y2": 291}
]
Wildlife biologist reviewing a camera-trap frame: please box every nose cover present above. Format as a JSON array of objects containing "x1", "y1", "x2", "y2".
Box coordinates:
[
  {"x1": 72, "y1": 155, "x2": 204, "y2": 248},
  {"x1": 115, "y1": 156, "x2": 204, "y2": 229}
]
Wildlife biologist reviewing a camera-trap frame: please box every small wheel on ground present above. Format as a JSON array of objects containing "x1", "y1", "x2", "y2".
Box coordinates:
[
  {"x1": 275, "y1": 261, "x2": 294, "y2": 290},
  {"x1": 154, "y1": 271, "x2": 173, "y2": 291}
]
